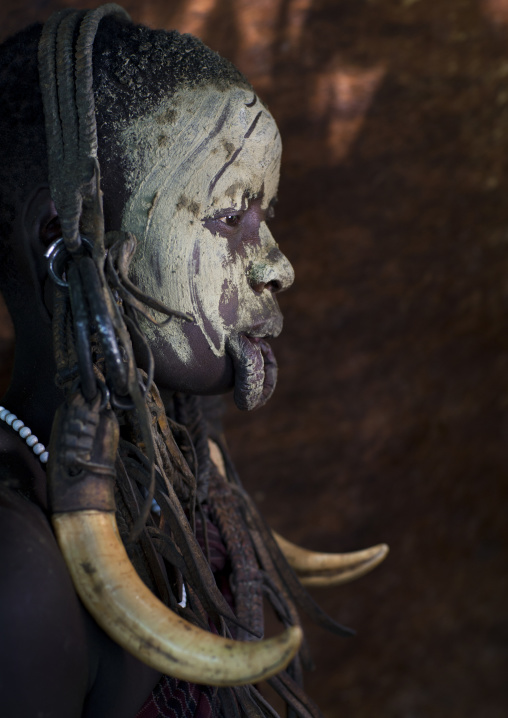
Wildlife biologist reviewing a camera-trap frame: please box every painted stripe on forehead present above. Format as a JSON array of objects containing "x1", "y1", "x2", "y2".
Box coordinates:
[
  {"x1": 174, "y1": 98, "x2": 232, "y2": 182},
  {"x1": 121, "y1": 88, "x2": 226, "y2": 198},
  {"x1": 208, "y1": 146, "x2": 242, "y2": 198},
  {"x1": 244, "y1": 111, "x2": 262, "y2": 139},
  {"x1": 133, "y1": 95, "x2": 234, "y2": 207},
  {"x1": 245, "y1": 94, "x2": 257, "y2": 108},
  {"x1": 208, "y1": 110, "x2": 264, "y2": 197}
]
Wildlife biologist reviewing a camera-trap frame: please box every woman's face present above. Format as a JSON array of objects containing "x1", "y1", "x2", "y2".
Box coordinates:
[{"x1": 120, "y1": 86, "x2": 294, "y2": 410}]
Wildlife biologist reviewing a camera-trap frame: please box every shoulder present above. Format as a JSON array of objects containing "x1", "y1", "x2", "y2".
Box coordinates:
[
  {"x1": 0, "y1": 483, "x2": 73, "y2": 601},
  {"x1": 0, "y1": 484, "x2": 89, "y2": 717}
]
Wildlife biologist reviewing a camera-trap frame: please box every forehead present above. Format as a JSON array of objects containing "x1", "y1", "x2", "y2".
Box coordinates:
[
  {"x1": 120, "y1": 86, "x2": 281, "y2": 213},
  {"x1": 209, "y1": 104, "x2": 281, "y2": 209}
]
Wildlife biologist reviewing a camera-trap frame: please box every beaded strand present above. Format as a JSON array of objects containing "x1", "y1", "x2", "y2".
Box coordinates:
[
  {"x1": 0, "y1": 406, "x2": 49, "y2": 464},
  {"x1": 0, "y1": 407, "x2": 167, "y2": 522}
]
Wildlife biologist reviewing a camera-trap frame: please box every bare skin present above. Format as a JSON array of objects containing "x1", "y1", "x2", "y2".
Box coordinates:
[{"x1": 0, "y1": 90, "x2": 293, "y2": 716}]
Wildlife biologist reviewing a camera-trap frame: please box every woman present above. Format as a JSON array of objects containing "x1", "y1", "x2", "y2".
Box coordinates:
[{"x1": 0, "y1": 5, "x2": 386, "y2": 716}]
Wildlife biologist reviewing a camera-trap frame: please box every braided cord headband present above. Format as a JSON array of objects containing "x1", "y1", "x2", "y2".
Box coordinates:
[{"x1": 38, "y1": 4, "x2": 128, "y2": 255}]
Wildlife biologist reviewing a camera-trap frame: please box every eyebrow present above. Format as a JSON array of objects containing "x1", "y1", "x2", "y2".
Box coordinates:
[
  {"x1": 207, "y1": 189, "x2": 276, "y2": 219},
  {"x1": 207, "y1": 205, "x2": 238, "y2": 219}
]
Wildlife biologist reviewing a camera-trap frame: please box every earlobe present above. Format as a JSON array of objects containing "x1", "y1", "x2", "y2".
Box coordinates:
[
  {"x1": 24, "y1": 185, "x2": 60, "y2": 246},
  {"x1": 22, "y1": 185, "x2": 60, "y2": 323}
]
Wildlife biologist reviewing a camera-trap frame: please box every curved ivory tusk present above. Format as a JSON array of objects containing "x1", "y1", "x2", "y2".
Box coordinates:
[
  {"x1": 273, "y1": 532, "x2": 389, "y2": 587},
  {"x1": 53, "y1": 511, "x2": 302, "y2": 686}
]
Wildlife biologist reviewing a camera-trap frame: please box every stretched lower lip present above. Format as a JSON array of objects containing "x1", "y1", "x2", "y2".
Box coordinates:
[{"x1": 227, "y1": 334, "x2": 278, "y2": 410}]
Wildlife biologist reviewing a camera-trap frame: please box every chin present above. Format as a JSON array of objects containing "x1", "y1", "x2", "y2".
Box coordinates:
[
  {"x1": 198, "y1": 359, "x2": 235, "y2": 396},
  {"x1": 153, "y1": 353, "x2": 235, "y2": 397}
]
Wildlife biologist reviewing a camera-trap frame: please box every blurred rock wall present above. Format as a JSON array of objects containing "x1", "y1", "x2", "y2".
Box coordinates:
[{"x1": 1, "y1": 1, "x2": 507, "y2": 716}]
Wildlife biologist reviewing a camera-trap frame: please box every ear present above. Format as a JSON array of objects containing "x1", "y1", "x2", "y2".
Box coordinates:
[{"x1": 21, "y1": 185, "x2": 61, "y2": 323}]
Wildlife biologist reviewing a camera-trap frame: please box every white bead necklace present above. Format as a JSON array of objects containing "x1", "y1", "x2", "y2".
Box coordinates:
[
  {"x1": 0, "y1": 406, "x2": 49, "y2": 464},
  {"x1": 0, "y1": 408, "x2": 165, "y2": 520}
]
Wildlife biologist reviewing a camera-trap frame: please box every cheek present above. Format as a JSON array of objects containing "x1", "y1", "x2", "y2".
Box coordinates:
[
  {"x1": 220, "y1": 245, "x2": 273, "y2": 328},
  {"x1": 148, "y1": 207, "x2": 195, "y2": 306},
  {"x1": 193, "y1": 232, "x2": 235, "y2": 305},
  {"x1": 190, "y1": 229, "x2": 237, "y2": 351},
  {"x1": 219, "y1": 280, "x2": 239, "y2": 326},
  {"x1": 193, "y1": 231, "x2": 255, "y2": 333}
]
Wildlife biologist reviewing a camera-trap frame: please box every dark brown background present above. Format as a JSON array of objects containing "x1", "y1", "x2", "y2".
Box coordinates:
[{"x1": 1, "y1": 1, "x2": 507, "y2": 716}]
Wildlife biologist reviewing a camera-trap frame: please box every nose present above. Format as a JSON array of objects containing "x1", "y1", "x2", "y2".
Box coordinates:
[{"x1": 248, "y1": 228, "x2": 295, "y2": 294}]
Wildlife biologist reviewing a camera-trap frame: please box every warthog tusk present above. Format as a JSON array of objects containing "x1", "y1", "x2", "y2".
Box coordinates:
[
  {"x1": 207, "y1": 439, "x2": 388, "y2": 589},
  {"x1": 53, "y1": 510, "x2": 302, "y2": 686},
  {"x1": 273, "y1": 532, "x2": 389, "y2": 587}
]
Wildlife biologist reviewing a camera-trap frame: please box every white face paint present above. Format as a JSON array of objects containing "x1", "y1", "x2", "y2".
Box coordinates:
[{"x1": 120, "y1": 86, "x2": 294, "y2": 409}]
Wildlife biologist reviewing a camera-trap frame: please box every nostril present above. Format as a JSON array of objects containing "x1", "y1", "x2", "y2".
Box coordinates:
[
  {"x1": 248, "y1": 261, "x2": 285, "y2": 293},
  {"x1": 250, "y1": 279, "x2": 281, "y2": 294},
  {"x1": 267, "y1": 279, "x2": 282, "y2": 293}
]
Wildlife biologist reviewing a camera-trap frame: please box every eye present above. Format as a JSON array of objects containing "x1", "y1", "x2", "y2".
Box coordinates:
[{"x1": 218, "y1": 214, "x2": 241, "y2": 227}]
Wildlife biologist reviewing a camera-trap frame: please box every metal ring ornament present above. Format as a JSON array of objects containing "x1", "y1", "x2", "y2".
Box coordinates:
[
  {"x1": 96, "y1": 378, "x2": 111, "y2": 412},
  {"x1": 109, "y1": 371, "x2": 151, "y2": 411},
  {"x1": 45, "y1": 235, "x2": 95, "y2": 288},
  {"x1": 110, "y1": 391, "x2": 136, "y2": 412}
]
